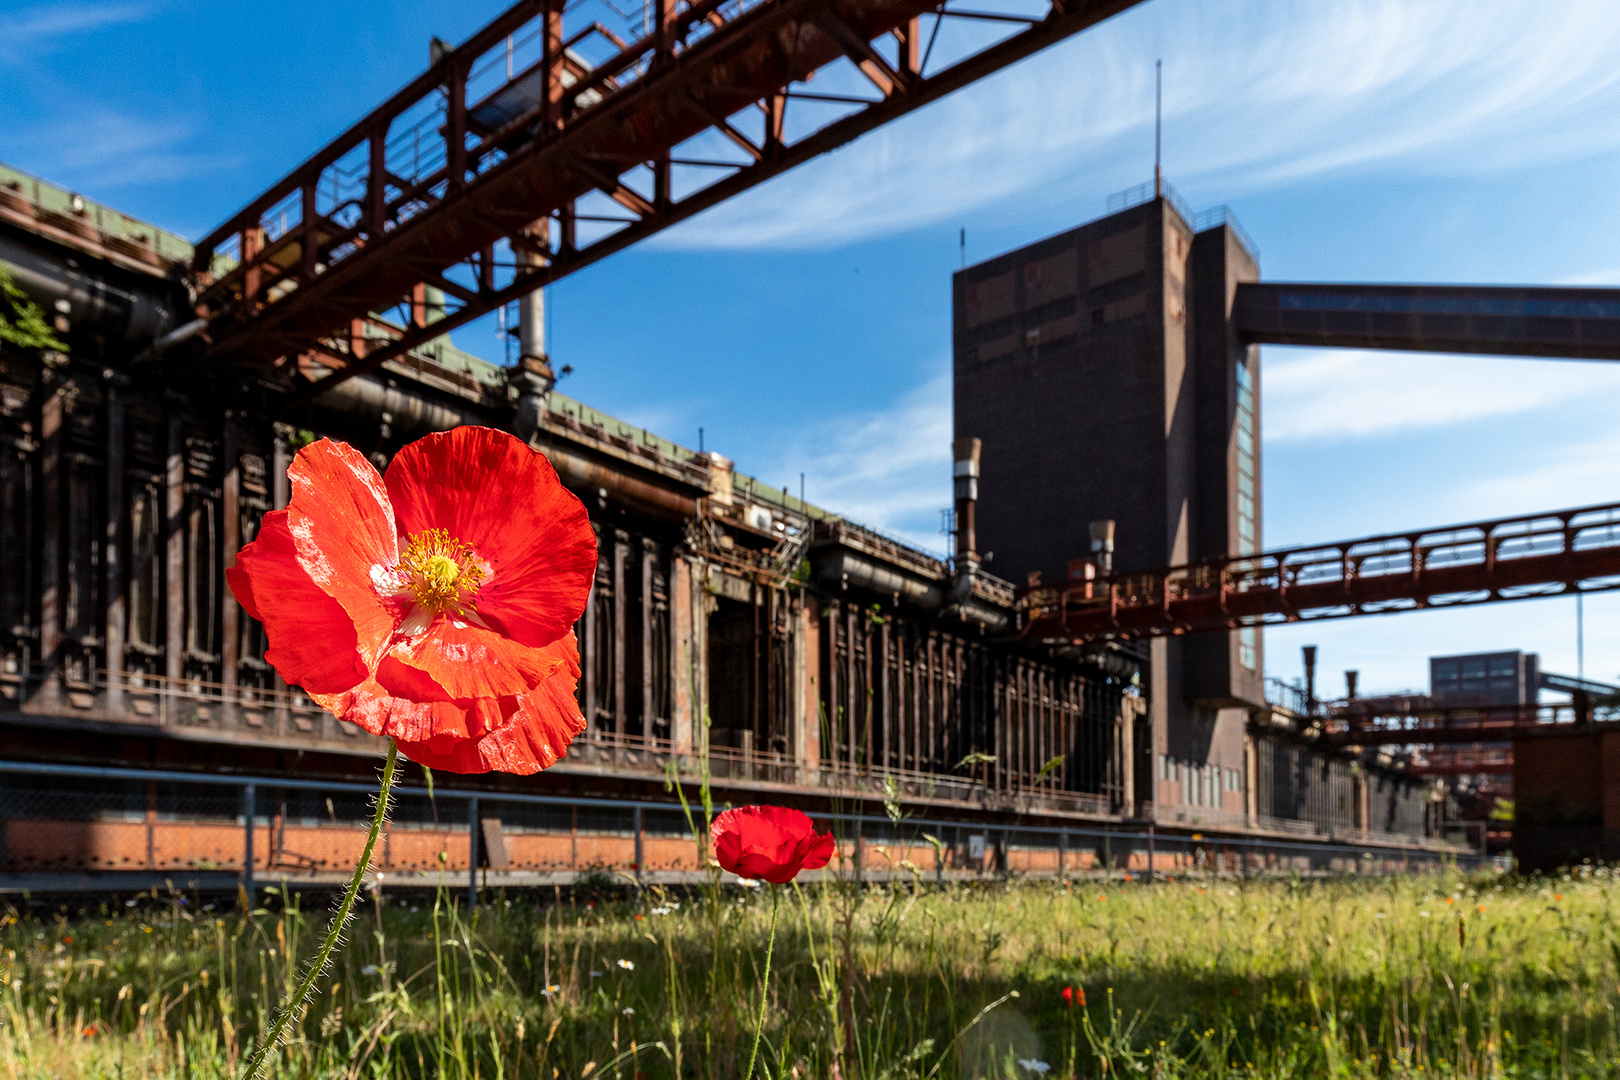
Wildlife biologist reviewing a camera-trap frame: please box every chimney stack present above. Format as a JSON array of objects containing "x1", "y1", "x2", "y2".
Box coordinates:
[
  {"x1": 1345, "y1": 670, "x2": 1359, "y2": 700},
  {"x1": 952, "y1": 438, "x2": 981, "y2": 569},
  {"x1": 1302, "y1": 645, "x2": 1318, "y2": 715}
]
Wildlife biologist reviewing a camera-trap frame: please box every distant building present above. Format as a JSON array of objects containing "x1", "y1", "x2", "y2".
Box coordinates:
[{"x1": 1430, "y1": 651, "x2": 1539, "y2": 707}]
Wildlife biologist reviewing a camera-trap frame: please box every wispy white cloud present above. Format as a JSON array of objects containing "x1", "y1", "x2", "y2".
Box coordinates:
[
  {"x1": 756, "y1": 372, "x2": 953, "y2": 553},
  {"x1": 1262, "y1": 347, "x2": 1620, "y2": 442},
  {"x1": 658, "y1": 0, "x2": 1620, "y2": 250},
  {"x1": 0, "y1": 3, "x2": 154, "y2": 56},
  {"x1": 1460, "y1": 428, "x2": 1620, "y2": 512},
  {"x1": 12, "y1": 111, "x2": 238, "y2": 193}
]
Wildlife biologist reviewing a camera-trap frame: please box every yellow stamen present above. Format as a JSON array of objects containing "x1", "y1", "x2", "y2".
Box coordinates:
[{"x1": 397, "y1": 528, "x2": 485, "y2": 613}]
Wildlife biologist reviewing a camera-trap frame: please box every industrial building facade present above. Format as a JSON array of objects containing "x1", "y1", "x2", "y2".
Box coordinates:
[
  {"x1": 953, "y1": 192, "x2": 1276, "y2": 832},
  {"x1": 0, "y1": 161, "x2": 1440, "y2": 888}
]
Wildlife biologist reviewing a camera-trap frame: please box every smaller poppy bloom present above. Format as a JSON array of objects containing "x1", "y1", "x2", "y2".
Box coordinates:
[
  {"x1": 710, "y1": 806, "x2": 835, "y2": 884},
  {"x1": 1061, "y1": 985, "x2": 1086, "y2": 1008}
]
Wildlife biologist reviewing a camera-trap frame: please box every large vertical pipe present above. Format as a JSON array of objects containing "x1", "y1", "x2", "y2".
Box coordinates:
[
  {"x1": 103, "y1": 373, "x2": 127, "y2": 716},
  {"x1": 1302, "y1": 645, "x2": 1318, "y2": 715}
]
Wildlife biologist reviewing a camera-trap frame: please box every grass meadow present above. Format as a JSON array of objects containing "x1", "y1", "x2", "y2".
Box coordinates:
[{"x1": 0, "y1": 862, "x2": 1615, "y2": 1079}]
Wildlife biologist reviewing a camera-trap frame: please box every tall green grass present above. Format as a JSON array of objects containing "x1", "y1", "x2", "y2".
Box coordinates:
[{"x1": 0, "y1": 864, "x2": 1617, "y2": 1078}]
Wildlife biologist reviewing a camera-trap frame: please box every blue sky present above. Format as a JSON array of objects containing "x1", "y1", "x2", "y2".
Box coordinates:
[{"x1": 4, "y1": 0, "x2": 1620, "y2": 695}]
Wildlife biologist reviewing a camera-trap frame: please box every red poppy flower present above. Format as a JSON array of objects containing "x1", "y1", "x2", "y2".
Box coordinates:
[
  {"x1": 710, "y1": 806, "x2": 836, "y2": 884},
  {"x1": 227, "y1": 426, "x2": 596, "y2": 774},
  {"x1": 1061, "y1": 985, "x2": 1086, "y2": 1007}
]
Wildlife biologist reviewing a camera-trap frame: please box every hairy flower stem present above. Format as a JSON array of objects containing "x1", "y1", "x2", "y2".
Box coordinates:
[
  {"x1": 744, "y1": 886, "x2": 780, "y2": 1080},
  {"x1": 241, "y1": 739, "x2": 397, "y2": 1080}
]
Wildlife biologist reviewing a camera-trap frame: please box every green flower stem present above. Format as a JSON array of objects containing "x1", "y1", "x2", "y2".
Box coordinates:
[
  {"x1": 241, "y1": 739, "x2": 398, "y2": 1080},
  {"x1": 744, "y1": 885, "x2": 780, "y2": 1080}
]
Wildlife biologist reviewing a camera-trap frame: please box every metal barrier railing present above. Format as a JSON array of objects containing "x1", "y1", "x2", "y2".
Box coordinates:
[{"x1": 0, "y1": 760, "x2": 1487, "y2": 906}]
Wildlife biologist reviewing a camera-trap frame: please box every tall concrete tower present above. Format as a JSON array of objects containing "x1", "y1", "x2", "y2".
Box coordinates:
[{"x1": 951, "y1": 194, "x2": 1263, "y2": 818}]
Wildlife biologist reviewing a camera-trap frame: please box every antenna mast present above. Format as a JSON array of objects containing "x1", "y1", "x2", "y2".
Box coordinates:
[{"x1": 1154, "y1": 59, "x2": 1162, "y2": 197}]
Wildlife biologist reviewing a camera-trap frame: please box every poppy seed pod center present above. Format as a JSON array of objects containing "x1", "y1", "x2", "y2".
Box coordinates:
[{"x1": 398, "y1": 528, "x2": 486, "y2": 613}]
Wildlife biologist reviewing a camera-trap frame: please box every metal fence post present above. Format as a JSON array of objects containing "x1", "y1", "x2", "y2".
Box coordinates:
[
  {"x1": 242, "y1": 782, "x2": 255, "y2": 904},
  {"x1": 1058, "y1": 829, "x2": 1067, "y2": 881},
  {"x1": 633, "y1": 805, "x2": 644, "y2": 884},
  {"x1": 468, "y1": 795, "x2": 480, "y2": 910},
  {"x1": 1146, "y1": 825, "x2": 1155, "y2": 883}
]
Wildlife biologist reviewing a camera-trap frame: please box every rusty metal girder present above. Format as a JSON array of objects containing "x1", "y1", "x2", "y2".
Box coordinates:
[
  {"x1": 1021, "y1": 500, "x2": 1620, "y2": 644},
  {"x1": 191, "y1": 0, "x2": 1142, "y2": 394}
]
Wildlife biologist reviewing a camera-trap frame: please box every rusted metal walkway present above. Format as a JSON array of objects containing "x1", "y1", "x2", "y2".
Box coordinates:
[
  {"x1": 1021, "y1": 499, "x2": 1620, "y2": 644},
  {"x1": 1234, "y1": 282, "x2": 1620, "y2": 360},
  {"x1": 189, "y1": 0, "x2": 1142, "y2": 394}
]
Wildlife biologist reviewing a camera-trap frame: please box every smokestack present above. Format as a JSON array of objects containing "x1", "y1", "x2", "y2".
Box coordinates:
[
  {"x1": 1302, "y1": 645, "x2": 1318, "y2": 714},
  {"x1": 1089, "y1": 520, "x2": 1116, "y2": 575},
  {"x1": 511, "y1": 223, "x2": 557, "y2": 444},
  {"x1": 952, "y1": 437, "x2": 981, "y2": 568},
  {"x1": 1345, "y1": 670, "x2": 1359, "y2": 700}
]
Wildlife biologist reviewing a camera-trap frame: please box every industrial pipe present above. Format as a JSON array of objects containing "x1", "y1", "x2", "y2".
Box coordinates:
[
  {"x1": 0, "y1": 231, "x2": 184, "y2": 344},
  {"x1": 543, "y1": 440, "x2": 699, "y2": 521},
  {"x1": 313, "y1": 375, "x2": 480, "y2": 440},
  {"x1": 813, "y1": 549, "x2": 945, "y2": 610}
]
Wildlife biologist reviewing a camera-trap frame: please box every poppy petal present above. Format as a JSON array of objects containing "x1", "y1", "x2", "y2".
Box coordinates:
[
  {"x1": 227, "y1": 510, "x2": 368, "y2": 694},
  {"x1": 375, "y1": 619, "x2": 568, "y2": 702},
  {"x1": 285, "y1": 439, "x2": 400, "y2": 665},
  {"x1": 384, "y1": 427, "x2": 596, "y2": 649},
  {"x1": 394, "y1": 637, "x2": 585, "y2": 774}
]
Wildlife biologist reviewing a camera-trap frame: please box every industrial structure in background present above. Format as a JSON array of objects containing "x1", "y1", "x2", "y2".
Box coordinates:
[{"x1": 1, "y1": 0, "x2": 1619, "y2": 891}]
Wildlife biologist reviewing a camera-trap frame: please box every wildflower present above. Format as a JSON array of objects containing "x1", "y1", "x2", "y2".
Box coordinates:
[
  {"x1": 61, "y1": 936, "x2": 71, "y2": 944},
  {"x1": 617, "y1": 959, "x2": 635, "y2": 971},
  {"x1": 1061, "y1": 985, "x2": 1086, "y2": 1007},
  {"x1": 710, "y1": 806, "x2": 835, "y2": 885},
  {"x1": 226, "y1": 427, "x2": 596, "y2": 774},
  {"x1": 622, "y1": 1007, "x2": 635, "y2": 1016},
  {"x1": 541, "y1": 984, "x2": 561, "y2": 997},
  {"x1": 590, "y1": 970, "x2": 603, "y2": 978},
  {"x1": 360, "y1": 965, "x2": 380, "y2": 976},
  {"x1": 1555, "y1": 894, "x2": 1564, "y2": 902},
  {"x1": 1017, "y1": 1060, "x2": 1051, "y2": 1075},
  {"x1": 650, "y1": 906, "x2": 673, "y2": 916},
  {"x1": 80, "y1": 1022, "x2": 98, "y2": 1037}
]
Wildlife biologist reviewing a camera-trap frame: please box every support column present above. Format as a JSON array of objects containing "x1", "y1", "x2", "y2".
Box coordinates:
[
  {"x1": 669, "y1": 556, "x2": 694, "y2": 754},
  {"x1": 641, "y1": 539, "x2": 655, "y2": 739},
  {"x1": 164, "y1": 403, "x2": 184, "y2": 687},
  {"x1": 467, "y1": 794, "x2": 480, "y2": 909},
  {"x1": 798, "y1": 597, "x2": 820, "y2": 785},
  {"x1": 103, "y1": 372, "x2": 127, "y2": 716},
  {"x1": 242, "y1": 781, "x2": 256, "y2": 903},
  {"x1": 612, "y1": 532, "x2": 628, "y2": 742},
  {"x1": 633, "y1": 804, "x2": 644, "y2": 883},
  {"x1": 221, "y1": 413, "x2": 242, "y2": 725},
  {"x1": 36, "y1": 366, "x2": 65, "y2": 711}
]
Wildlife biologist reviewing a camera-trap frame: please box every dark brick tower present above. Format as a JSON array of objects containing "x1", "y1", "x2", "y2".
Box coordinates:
[{"x1": 952, "y1": 194, "x2": 1263, "y2": 818}]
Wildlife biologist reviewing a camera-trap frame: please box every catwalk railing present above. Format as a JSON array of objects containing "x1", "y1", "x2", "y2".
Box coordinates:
[
  {"x1": 0, "y1": 761, "x2": 1481, "y2": 899},
  {"x1": 1021, "y1": 499, "x2": 1620, "y2": 644},
  {"x1": 189, "y1": 0, "x2": 1144, "y2": 390},
  {"x1": 4, "y1": 664, "x2": 1118, "y2": 816}
]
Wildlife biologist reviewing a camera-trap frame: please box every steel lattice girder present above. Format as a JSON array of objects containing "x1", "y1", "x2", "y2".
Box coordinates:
[
  {"x1": 1020, "y1": 500, "x2": 1620, "y2": 644},
  {"x1": 191, "y1": 0, "x2": 1142, "y2": 395}
]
